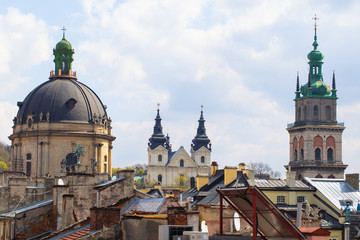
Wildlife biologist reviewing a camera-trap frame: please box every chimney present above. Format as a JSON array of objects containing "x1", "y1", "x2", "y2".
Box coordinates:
[
  {"x1": 211, "y1": 161, "x2": 218, "y2": 176},
  {"x1": 224, "y1": 166, "x2": 237, "y2": 186},
  {"x1": 196, "y1": 174, "x2": 209, "y2": 191},
  {"x1": 346, "y1": 173, "x2": 359, "y2": 191},
  {"x1": 286, "y1": 171, "x2": 296, "y2": 188},
  {"x1": 238, "y1": 163, "x2": 245, "y2": 172},
  {"x1": 246, "y1": 169, "x2": 255, "y2": 186}
]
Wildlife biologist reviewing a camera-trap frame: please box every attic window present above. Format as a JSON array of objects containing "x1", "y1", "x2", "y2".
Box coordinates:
[
  {"x1": 277, "y1": 196, "x2": 286, "y2": 204},
  {"x1": 297, "y1": 196, "x2": 305, "y2": 203},
  {"x1": 66, "y1": 98, "x2": 77, "y2": 109}
]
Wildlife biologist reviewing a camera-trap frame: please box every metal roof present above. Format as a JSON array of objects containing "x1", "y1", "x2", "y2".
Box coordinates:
[
  {"x1": 121, "y1": 197, "x2": 166, "y2": 215},
  {"x1": 255, "y1": 179, "x2": 312, "y2": 189},
  {"x1": 0, "y1": 199, "x2": 53, "y2": 217},
  {"x1": 217, "y1": 187, "x2": 306, "y2": 239},
  {"x1": 304, "y1": 177, "x2": 360, "y2": 210},
  {"x1": 94, "y1": 176, "x2": 125, "y2": 189}
]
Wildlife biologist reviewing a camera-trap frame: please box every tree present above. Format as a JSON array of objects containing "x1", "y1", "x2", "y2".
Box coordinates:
[
  {"x1": 247, "y1": 161, "x2": 280, "y2": 179},
  {"x1": 0, "y1": 161, "x2": 8, "y2": 171},
  {"x1": 112, "y1": 167, "x2": 122, "y2": 175}
]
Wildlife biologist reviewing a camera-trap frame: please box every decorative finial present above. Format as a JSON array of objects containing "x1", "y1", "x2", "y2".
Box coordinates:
[
  {"x1": 296, "y1": 71, "x2": 300, "y2": 92},
  {"x1": 200, "y1": 105, "x2": 204, "y2": 111},
  {"x1": 312, "y1": 14, "x2": 319, "y2": 30},
  {"x1": 61, "y1": 26, "x2": 66, "y2": 39},
  {"x1": 157, "y1": 103, "x2": 160, "y2": 110},
  {"x1": 332, "y1": 70, "x2": 336, "y2": 90}
]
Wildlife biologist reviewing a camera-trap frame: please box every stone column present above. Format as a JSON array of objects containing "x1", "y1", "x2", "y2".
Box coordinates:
[
  {"x1": 37, "y1": 142, "x2": 42, "y2": 177},
  {"x1": 108, "y1": 145, "x2": 113, "y2": 175},
  {"x1": 11, "y1": 145, "x2": 15, "y2": 171},
  {"x1": 98, "y1": 144, "x2": 102, "y2": 173},
  {"x1": 44, "y1": 142, "x2": 49, "y2": 176}
]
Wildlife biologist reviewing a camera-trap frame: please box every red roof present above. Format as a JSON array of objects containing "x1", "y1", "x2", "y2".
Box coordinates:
[
  {"x1": 299, "y1": 227, "x2": 330, "y2": 236},
  {"x1": 59, "y1": 227, "x2": 91, "y2": 240}
]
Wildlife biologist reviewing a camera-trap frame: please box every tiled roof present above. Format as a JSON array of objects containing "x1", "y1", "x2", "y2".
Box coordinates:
[
  {"x1": 121, "y1": 197, "x2": 166, "y2": 214},
  {"x1": 54, "y1": 226, "x2": 91, "y2": 240},
  {"x1": 304, "y1": 177, "x2": 360, "y2": 210}
]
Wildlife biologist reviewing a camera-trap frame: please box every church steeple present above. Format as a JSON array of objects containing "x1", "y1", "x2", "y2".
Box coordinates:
[
  {"x1": 51, "y1": 27, "x2": 76, "y2": 79},
  {"x1": 191, "y1": 105, "x2": 211, "y2": 151},
  {"x1": 148, "y1": 104, "x2": 167, "y2": 150}
]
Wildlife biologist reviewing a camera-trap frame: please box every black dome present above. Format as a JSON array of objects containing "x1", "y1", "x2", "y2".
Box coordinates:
[{"x1": 16, "y1": 78, "x2": 107, "y2": 124}]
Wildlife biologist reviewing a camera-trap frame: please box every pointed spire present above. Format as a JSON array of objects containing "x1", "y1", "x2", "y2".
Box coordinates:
[
  {"x1": 312, "y1": 15, "x2": 319, "y2": 50},
  {"x1": 191, "y1": 105, "x2": 211, "y2": 151},
  {"x1": 296, "y1": 71, "x2": 300, "y2": 92},
  {"x1": 332, "y1": 70, "x2": 336, "y2": 90},
  {"x1": 148, "y1": 103, "x2": 167, "y2": 150}
]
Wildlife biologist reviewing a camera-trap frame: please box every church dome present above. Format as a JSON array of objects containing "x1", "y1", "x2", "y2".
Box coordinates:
[
  {"x1": 16, "y1": 78, "x2": 107, "y2": 124},
  {"x1": 307, "y1": 49, "x2": 324, "y2": 62},
  {"x1": 55, "y1": 38, "x2": 72, "y2": 51}
]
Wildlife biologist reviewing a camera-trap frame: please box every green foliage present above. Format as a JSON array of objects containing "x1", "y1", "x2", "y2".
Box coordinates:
[
  {"x1": 0, "y1": 162, "x2": 7, "y2": 171},
  {"x1": 134, "y1": 179, "x2": 145, "y2": 189},
  {"x1": 112, "y1": 167, "x2": 122, "y2": 175},
  {"x1": 135, "y1": 168, "x2": 144, "y2": 176},
  {"x1": 0, "y1": 142, "x2": 11, "y2": 171}
]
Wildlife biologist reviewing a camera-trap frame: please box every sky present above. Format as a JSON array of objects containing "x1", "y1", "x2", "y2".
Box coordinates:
[{"x1": 0, "y1": 0, "x2": 359, "y2": 177}]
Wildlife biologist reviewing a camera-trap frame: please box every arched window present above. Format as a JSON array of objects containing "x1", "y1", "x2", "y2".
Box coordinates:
[
  {"x1": 313, "y1": 106, "x2": 318, "y2": 118},
  {"x1": 104, "y1": 155, "x2": 107, "y2": 162},
  {"x1": 326, "y1": 106, "x2": 331, "y2": 121},
  {"x1": 328, "y1": 174, "x2": 335, "y2": 179},
  {"x1": 315, "y1": 174, "x2": 323, "y2": 178},
  {"x1": 294, "y1": 149, "x2": 298, "y2": 161},
  {"x1": 201, "y1": 156, "x2": 205, "y2": 163},
  {"x1": 180, "y1": 159, "x2": 184, "y2": 167},
  {"x1": 158, "y1": 174, "x2": 162, "y2": 183},
  {"x1": 327, "y1": 148, "x2": 333, "y2": 162},
  {"x1": 300, "y1": 149, "x2": 304, "y2": 161},
  {"x1": 158, "y1": 154, "x2": 162, "y2": 162},
  {"x1": 190, "y1": 177, "x2": 195, "y2": 188},
  {"x1": 315, "y1": 148, "x2": 321, "y2": 161},
  {"x1": 26, "y1": 162, "x2": 31, "y2": 177},
  {"x1": 26, "y1": 153, "x2": 32, "y2": 160}
]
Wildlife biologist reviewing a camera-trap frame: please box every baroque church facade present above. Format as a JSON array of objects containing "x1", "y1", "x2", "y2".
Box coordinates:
[
  {"x1": 9, "y1": 32, "x2": 115, "y2": 177},
  {"x1": 285, "y1": 22, "x2": 347, "y2": 179},
  {"x1": 146, "y1": 107, "x2": 211, "y2": 187}
]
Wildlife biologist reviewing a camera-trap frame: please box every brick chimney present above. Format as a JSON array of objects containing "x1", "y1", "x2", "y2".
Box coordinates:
[
  {"x1": 224, "y1": 166, "x2": 237, "y2": 186},
  {"x1": 196, "y1": 174, "x2": 209, "y2": 191},
  {"x1": 211, "y1": 161, "x2": 218, "y2": 176},
  {"x1": 286, "y1": 171, "x2": 296, "y2": 188},
  {"x1": 346, "y1": 173, "x2": 359, "y2": 191}
]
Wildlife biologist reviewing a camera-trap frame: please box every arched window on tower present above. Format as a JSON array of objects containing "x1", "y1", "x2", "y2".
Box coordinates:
[
  {"x1": 294, "y1": 149, "x2": 298, "y2": 161},
  {"x1": 300, "y1": 149, "x2": 304, "y2": 161},
  {"x1": 326, "y1": 106, "x2": 331, "y2": 121},
  {"x1": 158, "y1": 154, "x2": 162, "y2": 162},
  {"x1": 158, "y1": 174, "x2": 162, "y2": 183},
  {"x1": 201, "y1": 156, "x2": 205, "y2": 163},
  {"x1": 314, "y1": 106, "x2": 318, "y2": 119},
  {"x1": 315, "y1": 148, "x2": 321, "y2": 161},
  {"x1": 180, "y1": 159, "x2": 184, "y2": 167},
  {"x1": 327, "y1": 148, "x2": 334, "y2": 162}
]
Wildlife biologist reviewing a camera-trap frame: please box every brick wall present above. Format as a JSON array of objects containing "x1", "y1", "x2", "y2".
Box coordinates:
[{"x1": 90, "y1": 207, "x2": 120, "y2": 231}]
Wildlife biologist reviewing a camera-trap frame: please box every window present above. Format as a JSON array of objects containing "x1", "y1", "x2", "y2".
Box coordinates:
[
  {"x1": 277, "y1": 196, "x2": 286, "y2": 204},
  {"x1": 313, "y1": 106, "x2": 318, "y2": 118},
  {"x1": 315, "y1": 174, "x2": 323, "y2": 178},
  {"x1": 190, "y1": 177, "x2": 195, "y2": 188},
  {"x1": 26, "y1": 153, "x2": 32, "y2": 160},
  {"x1": 26, "y1": 162, "x2": 31, "y2": 177},
  {"x1": 104, "y1": 163, "x2": 107, "y2": 173},
  {"x1": 326, "y1": 106, "x2": 331, "y2": 121},
  {"x1": 201, "y1": 156, "x2": 205, "y2": 163},
  {"x1": 315, "y1": 148, "x2": 321, "y2": 161},
  {"x1": 297, "y1": 196, "x2": 305, "y2": 203},
  {"x1": 158, "y1": 154, "x2": 162, "y2": 162},
  {"x1": 300, "y1": 149, "x2": 304, "y2": 161},
  {"x1": 158, "y1": 174, "x2": 162, "y2": 183},
  {"x1": 104, "y1": 155, "x2": 107, "y2": 162},
  {"x1": 294, "y1": 149, "x2": 298, "y2": 161},
  {"x1": 327, "y1": 148, "x2": 333, "y2": 162},
  {"x1": 180, "y1": 159, "x2": 184, "y2": 167}
]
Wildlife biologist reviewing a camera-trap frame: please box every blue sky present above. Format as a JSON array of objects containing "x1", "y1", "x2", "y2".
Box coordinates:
[{"x1": 0, "y1": 0, "x2": 359, "y2": 176}]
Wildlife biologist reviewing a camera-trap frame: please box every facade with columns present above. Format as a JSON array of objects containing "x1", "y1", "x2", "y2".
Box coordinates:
[
  {"x1": 146, "y1": 107, "x2": 211, "y2": 187},
  {"x1": 9, "y1": 34, "x2": 115, "y2": 177},
  {"x1": 285, "y1": 24, "x2": 347, "y2": 179}
]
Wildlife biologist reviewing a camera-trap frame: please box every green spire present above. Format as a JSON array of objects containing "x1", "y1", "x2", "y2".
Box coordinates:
[{"x1": 53, "y1": 27, "x2": 75, "y2": 76}]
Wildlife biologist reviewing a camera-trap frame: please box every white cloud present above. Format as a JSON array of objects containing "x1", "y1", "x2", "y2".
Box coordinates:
[{"x1": 0, "y1": 102, "x2": 18, "y2": 144}]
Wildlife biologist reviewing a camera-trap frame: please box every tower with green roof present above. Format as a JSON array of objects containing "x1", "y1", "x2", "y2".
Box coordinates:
[{"x1": 286, "y1": 16, "x2": 347, "y2": 179}]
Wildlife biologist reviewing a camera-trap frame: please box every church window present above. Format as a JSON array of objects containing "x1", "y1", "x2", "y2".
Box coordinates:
[
  {"x1": 327, "y1": 148, "x2": 334, "y2": 162},
  {"x1": 313, "y1": 106, "x2": 318, "y2": 118},
  {"x1": 294, "y1": 149, "x2": 298, "y2": 161},
  {"x1": 297, "y1": 196, "x2": 305, "y2": 203},
  {"x1": 158, "y1": 174, "x2": 162, "y2": 183},
  {"x1": 315, "y1": 148, "x2": 321, "y2": 161},
  {"x1": 277, "y1": 196, "x2": 286, "y2": 204},
  {"x1": 190, "y1": 177, "x2": 195, "y2": 188},
  {"x1": 300, "y1": 149, "x2": 304, "y2": 161},
  {"x1": 104, "y1": 155, "x2": 107, "y2": 162},
  {"x1": 158, "y1": 154, "x2": 162, "y2": 162},
  {"x1": 201, "y1": 156, "x2": 205, "y2": 163},
  {"x1": 26, "y1": 153, "x2": 32, "y2": 160},
  {"x1": 27, "y1": 118, "x2": 32, "y2": 128},
  {"x1": 180, "y1": 159, "x2": 184, "y2": 167},
  {"x1": 26, "y1": 162, "x2": 31, "y2": 176},
  {"x1": 326, "y1": 106, "x2": 331, "y2": 121}
]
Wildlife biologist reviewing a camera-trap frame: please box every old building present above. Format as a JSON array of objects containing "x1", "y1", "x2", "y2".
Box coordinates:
[
  {"x1": 9, "y1": 31, "x2": 115, "y2": 177},
  {"x1": 146, "y1": 106, "x2": 211, "y2": 187},
  {"x1": 285, "y1": 21, "x2": 347, "y2": 179}
]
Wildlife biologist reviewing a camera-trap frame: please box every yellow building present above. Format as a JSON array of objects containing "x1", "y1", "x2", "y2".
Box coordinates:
[{"x1": 9, "y1": 32, "x2": 115, "y2": 177}]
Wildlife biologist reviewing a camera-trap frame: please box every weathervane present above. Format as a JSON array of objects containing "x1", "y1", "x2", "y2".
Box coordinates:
[{"x1": 312, "y1": 14, "x2": 319, "y2": 30}]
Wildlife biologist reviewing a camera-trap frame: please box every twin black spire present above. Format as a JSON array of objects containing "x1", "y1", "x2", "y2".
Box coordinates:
[{"x1": 148, "y1": 105, "x2": 211, "y2": 152}]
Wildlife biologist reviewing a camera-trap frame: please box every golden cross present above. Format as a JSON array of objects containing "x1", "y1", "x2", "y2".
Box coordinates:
[{"x1": 312, "y1": 14, "x2": 319, "y2": 30}]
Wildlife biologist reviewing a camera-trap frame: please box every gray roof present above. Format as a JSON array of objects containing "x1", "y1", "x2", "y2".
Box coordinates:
[
  {"x1": 94, "y1": 177, "x2": 125, "y2": 189},
  {"x1": 305, "y1": 177, "x2": 360, "y2": 210},
  {"x1": 0, "y1": 199, "x2": 53, "y2": 218},
  {"x1": 255, "y1": 179, "x2": 312, "y2": 189},
  {"x1": 121, "y1": 197, "x2": 166, "y2": 214},
  {"x1": 16, "y1": 78, "x2": 107, "y2": 124}
]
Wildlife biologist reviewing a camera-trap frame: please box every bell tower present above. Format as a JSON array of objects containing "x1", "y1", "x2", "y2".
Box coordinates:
[{"x1": 285, "y1": 16, "x2": 347, "y2": 179}]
